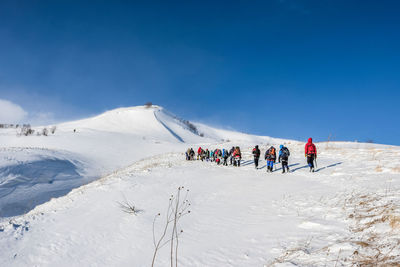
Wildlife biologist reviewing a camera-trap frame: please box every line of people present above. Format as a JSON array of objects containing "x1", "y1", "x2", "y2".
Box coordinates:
[
  {"x1": 185, "y1": 138, "x2": 318, "y2": 173},
  {"x1": 251, "y1": 144, "x2": 291, "y2": 173},
  {"x1": 186, "y1": 146, "x2": 243, "y2": 166}
]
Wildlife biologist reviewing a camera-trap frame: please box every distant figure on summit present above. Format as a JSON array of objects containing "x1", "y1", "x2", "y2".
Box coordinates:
[{"x1": 305, "y1": 138, "x2": 317, "y2": 172}]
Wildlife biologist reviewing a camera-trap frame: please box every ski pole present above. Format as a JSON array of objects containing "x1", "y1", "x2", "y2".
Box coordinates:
[{"x1": 314, "y1": 158, "x2": 318, "y2": 169}]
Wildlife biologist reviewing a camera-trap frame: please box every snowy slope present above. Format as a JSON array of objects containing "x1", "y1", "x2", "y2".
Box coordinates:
[
  {"x1": 0, "y1": 105, "x2": 282, "y2": 217},
  {"x1": 59, "y1": 106, "x2": 209, "y2": 144},
  {"x1": 0, "y1": 105, "x2": 399, "y2": 266}
]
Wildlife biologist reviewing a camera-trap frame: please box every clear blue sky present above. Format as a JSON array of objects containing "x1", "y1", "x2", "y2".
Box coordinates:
[{"x1": 0, "y1": 0, "x2": 399, "y2": 145}]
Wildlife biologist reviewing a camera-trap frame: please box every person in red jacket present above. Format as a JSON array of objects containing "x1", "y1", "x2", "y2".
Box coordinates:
[
  {"x1": 197, "y1": 147, "x2": 202, "y2": 160},
  {"x1": 305, "y1": 138, "x2": 317, "y2": 172}
]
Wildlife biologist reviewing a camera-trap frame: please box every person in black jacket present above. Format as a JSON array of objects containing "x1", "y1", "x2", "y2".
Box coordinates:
[
  {"x1": 229, "y1": 146, "x2": 235, "y2": 165},
  {"x1": 278, "y1": 145, "x2": 290, "y2": 173},
  {"x1": 252, "y1": 145, "x2": 261, "y2": 169}
]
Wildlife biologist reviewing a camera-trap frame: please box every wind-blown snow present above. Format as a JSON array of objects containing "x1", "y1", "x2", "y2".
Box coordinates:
[{"x1": 0, "y1": 105, "x2": 399, "y2": 266}]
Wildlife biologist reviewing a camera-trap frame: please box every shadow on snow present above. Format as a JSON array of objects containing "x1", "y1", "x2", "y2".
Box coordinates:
[
  {"x1": 315, "y1": 162, "x2": 343, "y2": 172},
  {"x1": 0, "y1": 158, "x2": 86, "y2": 218}
]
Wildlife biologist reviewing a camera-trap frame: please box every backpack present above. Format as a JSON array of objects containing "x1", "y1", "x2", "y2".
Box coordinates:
[
  {"x1": 253, "y1": 148, "x2": 260, "y2": 157},
  {"x1": 269, "y1": 147, "x2": 275, "y2": 156},
  {"x1": 281, "y1": 147, "x2": 290, "y2": 159},
  {"x1": 307, "y1": 144, "x2": 316, "y2": 154}
]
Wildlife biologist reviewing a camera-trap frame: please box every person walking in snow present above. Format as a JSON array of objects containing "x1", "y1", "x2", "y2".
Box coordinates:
[
  {"x1": 264, "y1": 146, "x2": 276, "y2": 172},
  {"x1": 189, "y1": 148, "x2": 195, "y2": 160},
  {"x1": 252, "y1": 145, "x2": 261, "y2": 169},
  {"x1": 213, "y1": 149, "x2": 218, "y2": 162},
  {"x1": 223, "y1": 148, "x2": 229, "y2": 166},
  {"x1": 200, "y1": 149, "x2": 206, "y2": 161},
  {"x1": 229, "y1": 146, "x2": 235, "y2": 165},
  {"x1": 305, "y1": 138, "x2": 317, "y2": 172},
  {"x1": 233, "y1": 147, "x2": 242, "y2": 167},
  {"x1": 197, "y1": 147, "x2": 202, "y2": 160},
  {"x1": 186, "y1": 148, "x2": 191, "y2": 160},
  {"x1": 205, "y1": 149, "x2": 210, "y2": 161},
  {"x1": 278, "y1": 145, "x2": 290, "y2": 173}
]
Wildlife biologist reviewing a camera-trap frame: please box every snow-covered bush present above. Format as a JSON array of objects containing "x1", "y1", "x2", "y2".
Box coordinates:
[{"x1": 19, "y1": 125, "x2": 34, "y2": 136}]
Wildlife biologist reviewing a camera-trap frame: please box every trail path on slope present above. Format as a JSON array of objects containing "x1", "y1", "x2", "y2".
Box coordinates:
[{"x1": 0, "y1": 144, "x2": 399, "y2": 267}]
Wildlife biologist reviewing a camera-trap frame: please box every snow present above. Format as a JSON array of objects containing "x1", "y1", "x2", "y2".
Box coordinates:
[{"x1": 0, "y1": 105, "x2": 399, "y2": 266}]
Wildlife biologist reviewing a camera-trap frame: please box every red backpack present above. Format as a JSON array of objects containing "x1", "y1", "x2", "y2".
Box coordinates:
[{"x1": 307, "y1": 144, "x2": 316, "y2": 154}]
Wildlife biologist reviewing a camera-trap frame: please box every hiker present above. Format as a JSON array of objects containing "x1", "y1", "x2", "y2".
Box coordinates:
[
  {"x1": 197, "y1": 147, "x2": 202, "y2": 160},
  {"x1": 305, "y1": 138, "x2": 317, "y2": 172},
  {"x1": 233, "y1": 147, "x2": 242, "y2": 167},
  {"x1": 200, "y1": 149, "x2": 206, "y2": 161},
  {"x1": 213, "y1": 149, "x2": 218, "y2": 162},
  {"x1": 229, "y1": 146, "x2": 235, "y2": 165},
  {"x1": 278, "y1": 145, "x2": 290, "y2": 173},
  {"x1": 252, "y1": 145, "x2": 261, "y2": 169},
  {"x1": 264, "y1": 146, "x2": 276, "y2": 172},
  {"x1": 189, "y1": 148, "x2": 195, "y2": 160},
  {"x1": 223, "y1": 148, "x2": 229, "y2": 166},
  {"x1": 186, "y1": 148, "x2": 191, "y2": 160},
  {"x1": 205, "y1": 149, "x2": 210, "y2": 161}
]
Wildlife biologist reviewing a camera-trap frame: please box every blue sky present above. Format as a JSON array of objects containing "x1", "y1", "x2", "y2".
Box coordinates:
[{"x1": 0, "y1": 0, "x2": 399, "y2": 145}]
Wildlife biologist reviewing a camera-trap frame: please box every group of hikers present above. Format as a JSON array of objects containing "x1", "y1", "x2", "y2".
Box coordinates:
[
  {"x1": 185, "y1": 137, "x2": 318, "y2": 173},
  {"x1": 186, "y1": 146, "x2": 243, "y2": 167}
]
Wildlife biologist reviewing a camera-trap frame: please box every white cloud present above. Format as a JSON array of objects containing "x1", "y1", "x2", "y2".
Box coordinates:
[{"x1": 0, "y1": 99, "x2": 28, "y2": 123}]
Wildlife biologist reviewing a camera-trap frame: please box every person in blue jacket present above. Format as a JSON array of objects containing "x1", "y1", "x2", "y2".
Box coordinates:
[
  {"x1": 264, "y1": 146, "x2": 276, "y2": 172},
  {"x1": 278, "y1": 145, "x2": 290, "y2": 173}
]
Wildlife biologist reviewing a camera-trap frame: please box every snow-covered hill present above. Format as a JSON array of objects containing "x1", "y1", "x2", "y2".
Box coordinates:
[
  {"x1": 0, "y1": 105, "x2": 399, "y2": 266},
  {"x1": 0, "y1": 105, "x2": 286, "y2": 218}
]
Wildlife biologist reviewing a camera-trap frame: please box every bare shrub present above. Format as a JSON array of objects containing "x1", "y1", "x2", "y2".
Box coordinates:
[
  {"x1": 389, "y1": 215, "x2": 400, "y2": 229},
  {"x1": 118, "y1": 199, "x2": 142, "y2": 215},
  {"x1": 391, "y1": 166, "x2": 400, "y2": 173},
  {"x1": 151, "y1": 186, "x2": 191, "y2": 267},
  {"x1": 267, "y1": 190, "x2": 400, "y2": 266}
]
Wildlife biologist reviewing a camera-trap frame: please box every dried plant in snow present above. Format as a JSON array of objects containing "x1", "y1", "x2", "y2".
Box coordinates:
[{"x1": 151, "y1": 186, "x2": 191, "y2": 267}]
